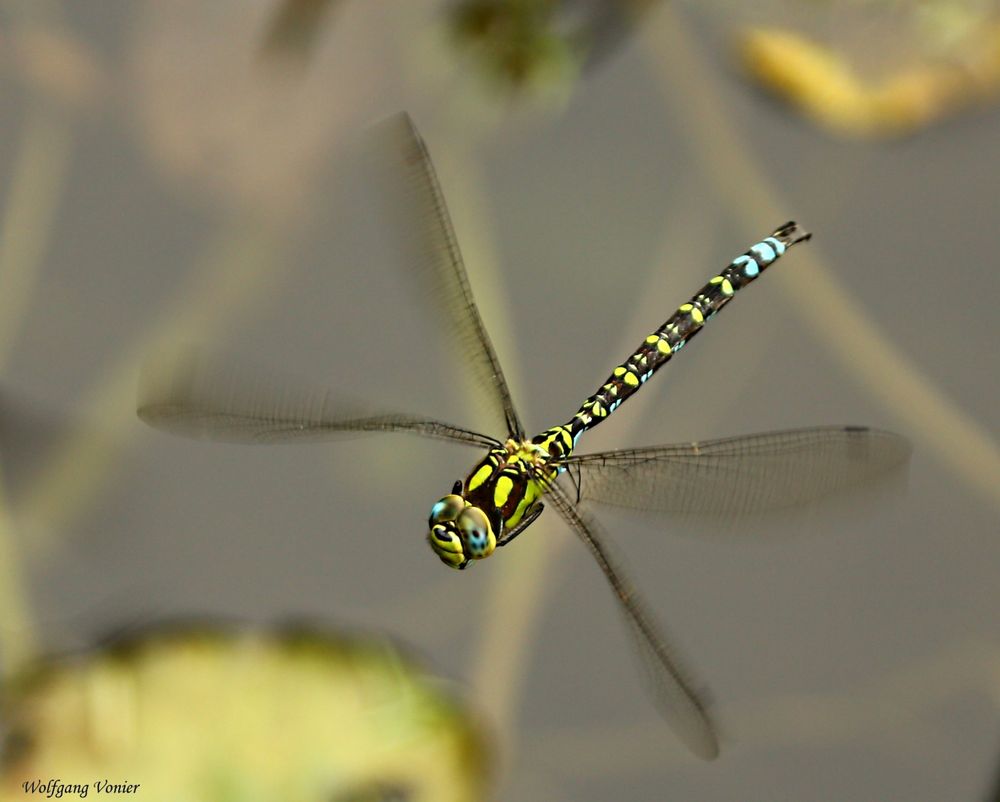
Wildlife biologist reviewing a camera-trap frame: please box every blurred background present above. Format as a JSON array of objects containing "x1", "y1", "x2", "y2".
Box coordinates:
[{"x1": 0, "y1": 0, "x2": 999, "y2": 800}]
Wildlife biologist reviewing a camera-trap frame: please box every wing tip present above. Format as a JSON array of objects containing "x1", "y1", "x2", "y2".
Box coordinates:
[
  {"x1": 671, "y1": 695, "x2": 722, "y2": 760},
  {"x1": 694, "y1": 737, "x2": 721, "y2": 761},
  {"x1": 842, "y1": 424, "x2": 913, "y2": 466},
  {"x1": 136, "y1": 345, "x2": 205, "y2": 420},
  {"x1": 367, "y1": 110, "x2": 426, "y2": 159},
  {"x1": 677, "y1": 719, "x2": 721, "y2": 760}
]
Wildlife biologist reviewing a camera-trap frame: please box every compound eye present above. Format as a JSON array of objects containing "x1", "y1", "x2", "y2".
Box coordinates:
[
  {"x1": 429, "y1": 494, "x2": 465, "y2": 526},
  {"x1": 456, "y1": 506, "x2": 492, "y2": 556}
]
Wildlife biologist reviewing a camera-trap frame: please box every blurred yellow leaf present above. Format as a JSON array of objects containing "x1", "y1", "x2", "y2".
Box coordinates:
[
  {"x1": 0, "y1": 625, "x2": 490, "y2": 802},
  {"x1": 741, "y1": 20, "x2": 1000, "y2": 137}
]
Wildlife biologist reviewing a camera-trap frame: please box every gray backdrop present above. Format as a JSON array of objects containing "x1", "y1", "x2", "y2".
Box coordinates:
[{"x1": 1, "y1": 1, "x2": 998, "y2": 800}]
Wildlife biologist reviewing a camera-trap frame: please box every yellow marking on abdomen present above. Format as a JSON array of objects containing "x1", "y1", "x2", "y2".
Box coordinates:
[{"x1": 679, "y1": 303, "x2": 704, "y2": 324}]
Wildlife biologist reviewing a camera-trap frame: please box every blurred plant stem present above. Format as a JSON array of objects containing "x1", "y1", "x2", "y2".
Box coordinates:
[
  {"x1": 0, "y1": 474, "x2": 36, "y2": 673},
  {"x1": 642, "y1": 5, "x2": 1000, "y2": 515},
  {"x1": 0, "y1": 99, "x2": 75, "y2": 671},
  {"x1": 423, "y1": 125, "x2": 566, "y2": 746},
  {"x1": 0, "y1": 102, "x2": 72, "y2": 367},
  {"x1": 22, "y1": 217, "x2": 291, "y2": 553}
]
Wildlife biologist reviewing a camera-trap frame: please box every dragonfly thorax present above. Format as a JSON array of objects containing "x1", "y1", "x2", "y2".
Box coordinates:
[{"x1": 426, "y1": 429, "x2": 575, "y2": 569}]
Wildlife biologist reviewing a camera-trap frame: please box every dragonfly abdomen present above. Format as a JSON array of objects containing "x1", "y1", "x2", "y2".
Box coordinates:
[{"x1": 565, "y1": 222, "x2": 811, "y2": 440}]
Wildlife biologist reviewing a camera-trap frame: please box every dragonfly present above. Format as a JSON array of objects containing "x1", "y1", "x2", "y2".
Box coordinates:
[{"x1": 138, "y1": 112, "x2": 911, "y2": 760}]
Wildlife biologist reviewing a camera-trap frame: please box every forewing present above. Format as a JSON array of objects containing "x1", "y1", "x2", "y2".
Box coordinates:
[
  {"x1": 137, "y1": 347, "x2": 498, "y2": 448},
  {"x1": 565, "y1": 426, "x2": 911, "y2": 516},
  {"x1": 365, "y1": 113, "x2": 525, "y2": 440}
]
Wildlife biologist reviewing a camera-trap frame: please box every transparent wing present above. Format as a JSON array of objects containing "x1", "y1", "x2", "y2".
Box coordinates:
[
  {"x1": 366, "y1": 112, "x2": 525, "y2": 441},
  {"x1": 137, "y1": 347, "x2": 498, "y2": 448},
  {"x1": 564, "y1": 426, "x2": 911, "y2": 515},
  {"x1": 540, "y1": 472, "x2": 720, "y2": 760}
]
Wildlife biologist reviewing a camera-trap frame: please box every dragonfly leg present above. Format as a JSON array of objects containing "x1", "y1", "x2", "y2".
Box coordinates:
[{"x1": 497, "y1": 504, "x2": 544, "y2": 547}]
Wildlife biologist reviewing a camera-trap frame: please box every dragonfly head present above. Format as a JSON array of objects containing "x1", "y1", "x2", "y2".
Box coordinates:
[{"x1": 427, "y1": 483, "x2": 496, "y2": 569}]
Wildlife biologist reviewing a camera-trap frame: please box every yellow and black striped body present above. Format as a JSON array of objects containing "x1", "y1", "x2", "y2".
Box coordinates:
[
  {"x1": 427, "y1": 223, "x2": 810, "y2": 569},
  {"x1": 463, "y1": 425, "x2": 576, "y2": 534},
  {"x1": 427, "y1": 425, "x2": 577, "y2": 569},
  {"x1": 563, "y1": 222, "x2": 808, "y2": 443}
]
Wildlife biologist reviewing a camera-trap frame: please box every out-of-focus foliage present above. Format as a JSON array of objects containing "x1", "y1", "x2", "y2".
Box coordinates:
[
  {"x1": 738, "y1": 0, "x2": 1000, "y2": 137},
  {"x1": 259, "y1": 0, "x2": 344, "y2": 66},
  {"x1": 0, "y1": 624, "x2": 489, "y2": 802},
  {"x1": 449, "y1": 0, "x2": 580, "y2": 92},
  {"x1": 446, "y1": 0, "x2": 661, "y2": 95}
]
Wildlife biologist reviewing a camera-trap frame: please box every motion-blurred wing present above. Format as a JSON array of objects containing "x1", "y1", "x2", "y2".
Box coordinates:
[
  {"x1": 366, "y1": 113, "x2": 525, "y2": 441},
  {"x1": 541, "y1": 474, "x2": 719, "y2": 760},
  {"x1": 565, "y1": 426, "x2": 910, "y2": 515},
  {"x1": 138, "y1": 347, "x2": 498, "y2": 448}
]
